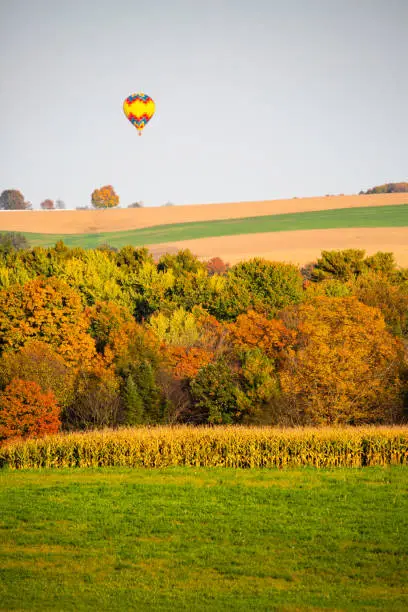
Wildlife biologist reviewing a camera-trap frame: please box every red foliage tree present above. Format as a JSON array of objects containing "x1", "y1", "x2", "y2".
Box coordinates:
[
  {"x1": 40, "y1": 199, "x2": 55, "y2": 210},
  {"x1": 0, "y1": 378, "x2": 61, "y2": 444},
  {"x1": 206, "y1": 257, "x2": 229, "y2": 276}
]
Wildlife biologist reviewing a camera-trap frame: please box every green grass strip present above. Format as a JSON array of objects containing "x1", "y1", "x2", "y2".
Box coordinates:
[
  {"x1": 0, "y1": 466, "x2": 407, "y2": 611},
  {"x1": 15, "y1": 203, "x2": 408, "y2": 249}
]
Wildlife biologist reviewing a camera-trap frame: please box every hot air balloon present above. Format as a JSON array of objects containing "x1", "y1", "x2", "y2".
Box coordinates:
[{"x1": 123, "y1": 92, "x2": 155, "y2": 135}]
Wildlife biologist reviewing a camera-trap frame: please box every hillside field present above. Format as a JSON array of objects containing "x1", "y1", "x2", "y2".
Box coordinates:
[
  {"x1": 1, "y1": 193, "x2": 407, "y2": 234},
  {"x1": 1, "y1": 198, "x2": 407, "y2": 266}
]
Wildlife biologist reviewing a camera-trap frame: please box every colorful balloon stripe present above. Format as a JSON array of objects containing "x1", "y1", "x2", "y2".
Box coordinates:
[{"x1": 123, "y1": 92, "x2": 155, "y2": 135}]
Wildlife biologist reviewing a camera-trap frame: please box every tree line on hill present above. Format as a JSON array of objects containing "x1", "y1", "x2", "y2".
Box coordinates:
[
  {"x1": 0, "y1": 187, "x2": 172, "y2": 211},
  {"x1": 0, "y1": 235, "x2": 407, "y2": 444},
  {"x1": 2, "y1": 181, "x2": 407, "y2": 212},
  {"x1": 359, "y1": 182, "x2": 408, "y2": 194}
]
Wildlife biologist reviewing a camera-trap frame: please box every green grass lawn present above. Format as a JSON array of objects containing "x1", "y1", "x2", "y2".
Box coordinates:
[
  {"x1": 1, "y1": 467, "x2": 407, "y2": 611},
  {"x1": 22, "y1": 203, "x2": 408, "y2": 249}
]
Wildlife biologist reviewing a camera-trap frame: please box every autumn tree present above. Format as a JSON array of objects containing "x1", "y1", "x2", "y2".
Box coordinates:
[
  {"x1": 360, "y1": 182, "x2": 408, "y2": 194},
  {"x1": 0, "y1": 189, "x2": 31, "y2": 210},
  {"x1": 91, "y1": 185, "x2": 119, "y2": 209},
  {"x1": 0, "y1": 378, "x2": 60, "y2": 443},
  {"x1": 0, "y1": 341, "x2": 75, "y2": 408},
  {"x1": 278, "y1": 297, "x2": 405, "y2": 425},
  {"x1": 163, "y1": 346, "x2": 214, "y2": 380},
  {"x1": 56, "y1": 249, "x2": 132, "y2": 309},
  {"x1": 114, "y1": 328, "x2": 167, "y2": 424},
  {"x1": 0, "y1": 277, "x2": 96, "y2": 367},
  {"x1": 206, "y1": 257, "x2": 229, "y2": 276},
  {"x1": 228, "y1": 310, "x2": 295, "y2": 361},
  {"x1": 132, "y1": 260, "x2": 175, "y2": 319},
  {"x1": 86, "y1": 301, "x2": 141, "y2": 366},
  {"x1": 40, "y1": 199, "x2": 55, "y2": 210},
  {"x1": 351, "y1": 272, "x2": 408, "y2": 337},
  {"x1": 148, "y1": 307, "x2": 201, "y2": 347},
  {"x1": 65, "y1": 362, "x2": 120, "y2": 430},
  {"x1": 13, "y1": 246, "x2": 59, "y2": 278}
]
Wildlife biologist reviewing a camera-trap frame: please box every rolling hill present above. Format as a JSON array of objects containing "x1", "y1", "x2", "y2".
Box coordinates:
[{"x1": 1, "y1": 193, "x2": 407, "y2": 266}]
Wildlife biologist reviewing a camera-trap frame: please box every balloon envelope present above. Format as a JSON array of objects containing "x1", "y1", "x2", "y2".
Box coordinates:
[{"x1": 123, "y1": 92, "x2": 155, "y2": 135}]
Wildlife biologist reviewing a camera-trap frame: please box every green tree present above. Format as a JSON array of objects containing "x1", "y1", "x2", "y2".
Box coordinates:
[
  {"x1": 351, "y1": 272, "x2": 408, "y2": 337},
  {"x1": 311, "y1": 250, "x2": 397, "y2": 283},
  {"x1": 158, "y1": 249, "x2": 205, "y2": 275},
  {"x1": 312, "y1": 250, "x2": 367, "y2": 282},
  {"x1": 122, "y1": 374, "x2": 144, "y2": 425},
  {"x1": 228, "y1": 258, "x2": 304, "y2": 314},
  {"x1": 190, "y1": 360, "x2": 238, "y2": 424},
  {"x1": 0, "y1": 232, "x2": 29, "y2": 253},
  {"x1": 209, "y1": 274, "x2": 252, "y2": 321},
  {"x1": 235, "y1": 349, "x2": 280, "y2": 424}
]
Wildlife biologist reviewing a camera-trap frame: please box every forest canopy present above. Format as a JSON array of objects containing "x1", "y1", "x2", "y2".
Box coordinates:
[{"x1": 0, "y1": 237, "x2": 407, "y2": 443}]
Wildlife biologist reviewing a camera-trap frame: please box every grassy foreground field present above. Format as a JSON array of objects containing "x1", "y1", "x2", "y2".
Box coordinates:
[
  {"x1": 20, "y1": 203, "x2": 408, "y2": 249},
  {"x1": 0, "y1": 466, "x2": 407, "y2": 611}
]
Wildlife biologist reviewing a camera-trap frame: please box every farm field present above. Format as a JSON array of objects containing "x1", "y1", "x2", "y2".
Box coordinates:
[
  {"x1": 9, "y1": 203, "x2": 408, "y2": 248},
  {"x1": 3, "y1": 203, "x2": 407, "y2": 266},
  {"x1": 155, "y1": 226, "x2": 408, "y2": 267},
  {"x1": 1, "y1": 193, "x2": 407, "y2": 234},
  {"x1": 2, "y1": 426, "x2": 407, "y2": 469},
  {"x1": 0, "y1": 466, "x2": 407, "y2": 611}
]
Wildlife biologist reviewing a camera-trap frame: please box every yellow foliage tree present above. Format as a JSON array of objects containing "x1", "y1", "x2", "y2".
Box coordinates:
[
  {"x1": 91, "y1": 185, "x2": 119, "y2": 209},
  {"x1": 278, "y1": 297, "x2": 405, "y2": 424},
  {"x1": 0, "y1": 278, "x2": 96, "y2": 368}
]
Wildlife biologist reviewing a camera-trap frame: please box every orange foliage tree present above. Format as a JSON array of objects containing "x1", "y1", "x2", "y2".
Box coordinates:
[
  {"x1": 91, "y1": 185, "x2": 119, "y2": 209},
  {"x1": 86, "y1": 301, "x2": 157, "y2": 367},
  {"x1": 0, "y1": 278, "x2": 96, "y2": 367},
  {"x1": 278, "y1": 297, "x2": 405, "y2": 424},
  {"x1": 163, "y1": 346, "x2": 214, "y2": 380},
  {"x1": 0, "y1": 378, "x2": 60, "y2": 443},
  {"x1": 228, "y1": 310, "x2": 295, "y2": 360}
]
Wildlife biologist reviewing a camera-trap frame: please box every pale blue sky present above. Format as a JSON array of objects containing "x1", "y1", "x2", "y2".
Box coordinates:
[{"x1": 0, "y1": 0, "x2": 407, "y2": 209}]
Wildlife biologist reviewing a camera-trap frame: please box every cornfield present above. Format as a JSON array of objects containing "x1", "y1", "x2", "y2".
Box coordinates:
[{"x1": 1, "y1": 426, "x2": 407, "y2": 469}]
